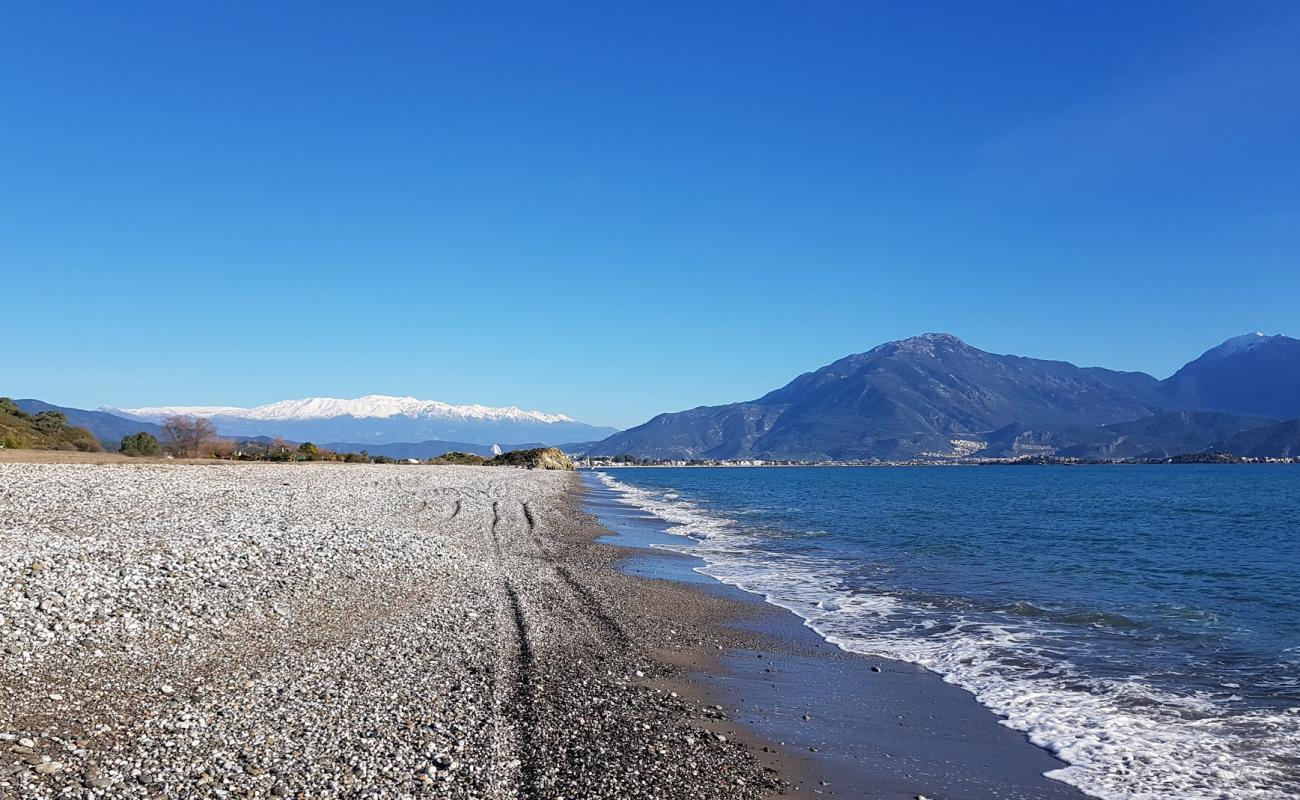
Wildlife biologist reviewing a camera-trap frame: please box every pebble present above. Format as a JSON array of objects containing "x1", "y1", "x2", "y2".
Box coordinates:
[{"x1": 0, "y1": 463, "x2": 788, "y2": 800}]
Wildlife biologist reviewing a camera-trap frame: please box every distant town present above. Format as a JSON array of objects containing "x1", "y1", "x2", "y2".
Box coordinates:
[{"x1": 574, "y1": 453, "x2": 1299, "y2": 468}]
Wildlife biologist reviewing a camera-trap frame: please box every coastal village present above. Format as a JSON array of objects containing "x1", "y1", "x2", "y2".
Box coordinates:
[{"x1": 575, "y1": 453, "x2": 1300, "y2": 468}]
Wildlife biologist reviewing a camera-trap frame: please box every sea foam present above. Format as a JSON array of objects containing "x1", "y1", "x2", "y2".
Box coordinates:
[{"x1": 594, "y1": 471, "x2": 1300, "y2": 800}]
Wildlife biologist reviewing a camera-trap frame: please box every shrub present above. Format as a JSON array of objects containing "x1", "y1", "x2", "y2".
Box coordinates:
[
  {"x1": 484, "y1": 447, "x2": 574, "y2": 470},
  {"x1": 67, "y1": 428, "x2": 102, "y2": 452},
  {"x1": 200, "y1": 438, "x2": 236, "y2": 459},
  {"x1": 430, "y1": 451, "x2": 488, "y2": 465},
  {"x1": 120, "y1": 432, "x2": 161, "y2": 456},
  {"x1": 30, "y1": 411, "x2": 68, "y2": 434}
]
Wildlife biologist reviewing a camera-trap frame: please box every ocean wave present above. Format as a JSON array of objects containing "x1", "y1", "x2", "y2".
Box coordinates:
[{"x1": 592, "y1": 471, "x2": 1300, "y2": 800}]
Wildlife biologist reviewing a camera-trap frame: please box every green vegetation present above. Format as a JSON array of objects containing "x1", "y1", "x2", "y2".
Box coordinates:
[
  {"x1": 232, "y1": 438, "x2": 380, "y2": 463},
  {"x1": 484, "y1": 447, "x2": 574, "y2": 470},
  {"x1": 119, "y1": 431, "x2": 161, "y2": 456},
  {"x1": 1165, "y1": 452, "x2": 1244, "y2": 464},
  {"x1": 429, "y1": 451, "x2": 489, "y2": 465},
  {"x1": 0, "y1": 397, "x2": 101, "y2": 452}
]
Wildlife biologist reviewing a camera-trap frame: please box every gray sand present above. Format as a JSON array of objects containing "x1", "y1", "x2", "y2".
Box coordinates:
[{"x1": 0, "y1": 463, "x2": 782, "y2": 799}]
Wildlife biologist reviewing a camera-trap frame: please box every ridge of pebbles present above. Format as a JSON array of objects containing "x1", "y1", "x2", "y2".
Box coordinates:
[{"x1": 0, "y1": 463, "x2": 783, "y2": 799}]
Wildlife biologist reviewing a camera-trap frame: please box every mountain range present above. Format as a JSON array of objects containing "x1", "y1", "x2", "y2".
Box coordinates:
[
  {"x1": 587, "y1": 332, "x2": 1300, "y2": 461},
  {"x1": 106, "y1": 395, "x2": 617, "y2": 446},
  {"x1": 13, "y1": 333, "x2": 1300, "y2": 462}
]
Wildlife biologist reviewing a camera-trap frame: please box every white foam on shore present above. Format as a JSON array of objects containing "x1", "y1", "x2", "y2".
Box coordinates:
[{"x1": 593, "y1": 471, "x2": 1300, "y2": 800}]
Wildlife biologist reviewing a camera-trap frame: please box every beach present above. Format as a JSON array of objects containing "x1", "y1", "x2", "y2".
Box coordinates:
[
  {"x1": 0, "y1": 461, "x2": 797, "y2": 798},
  {"x1": 9, "y1": 459, "x2": 1275, "y2": 799}
]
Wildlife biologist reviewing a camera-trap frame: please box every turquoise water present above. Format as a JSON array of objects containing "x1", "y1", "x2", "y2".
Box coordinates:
[{"x1": 589, "y1": 465, "x2": 1300, "y2": 800}]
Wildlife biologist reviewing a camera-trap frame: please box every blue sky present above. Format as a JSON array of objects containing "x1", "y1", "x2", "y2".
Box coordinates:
[{"x1": 4, "y1": 2, "x2": 1299, "y2": 428}]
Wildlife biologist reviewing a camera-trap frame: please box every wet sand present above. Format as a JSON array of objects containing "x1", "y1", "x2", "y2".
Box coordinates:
[{"x1": 584, "y1": 473, "x2": 1088, "y2": 799}]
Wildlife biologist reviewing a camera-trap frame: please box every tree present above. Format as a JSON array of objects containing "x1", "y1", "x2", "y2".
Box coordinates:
[
  {"x1": 263, "y1": 437, "x2": 292, "y2": 461},
  {"x1": 298, "y1": 441, "x2": 319, "y2": 458},
  {"x1": 120, "y1": 431, "x2": 161, "y2": 456},
  {"x1": 160, "y1": 415, "x2": 217, "y2": 457}
]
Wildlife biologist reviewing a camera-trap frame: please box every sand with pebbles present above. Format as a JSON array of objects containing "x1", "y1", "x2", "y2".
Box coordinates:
[{"x1": 0, "y1": 462, "x2": 783, "y2": 799}]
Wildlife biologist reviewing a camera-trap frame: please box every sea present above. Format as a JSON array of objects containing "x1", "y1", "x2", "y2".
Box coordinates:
[{"x1": 584, "y1": 465, "x2": 1300, "y2": 800}]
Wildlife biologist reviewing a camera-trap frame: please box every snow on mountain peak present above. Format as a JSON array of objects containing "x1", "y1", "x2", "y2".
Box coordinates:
[
  {"x1": 869, "y1": 332, "x2": 968, "y2": 358},
  {"x1": 1205, "y1": 332, "x2": 1275, "y2": 360},
  {"x1": 110, "y1": 395, "x2": 576, "y2": 424}
]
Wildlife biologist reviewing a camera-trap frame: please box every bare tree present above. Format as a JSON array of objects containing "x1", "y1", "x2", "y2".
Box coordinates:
[{"x1": 160, "y1": 415, "x2": 217, "y2": 457}]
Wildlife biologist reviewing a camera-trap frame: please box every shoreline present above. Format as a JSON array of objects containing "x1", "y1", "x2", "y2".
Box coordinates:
[
  {"x1": 580, "y1": 473, "x2": 1089, "y2": 800},
  {"x1": 0, "y1": 456, "x2": 1094, "y2": 798}
]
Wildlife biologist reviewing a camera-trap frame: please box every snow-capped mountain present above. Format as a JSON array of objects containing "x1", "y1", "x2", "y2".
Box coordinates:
[
  {"x1": 1162, "y1": 333, "x2": 1300, "y2": 419},
  {"x1": 1198, "y1": 332, "x2": 1278, "y2": 360},
  {"x1": 107, "y1": 395, "x2": 617, "y2": 446}
]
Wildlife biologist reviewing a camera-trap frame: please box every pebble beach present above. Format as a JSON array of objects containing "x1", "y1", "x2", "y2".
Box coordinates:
[{"x1": 0, "y1": 462, "x2": 785, "y2": 799}]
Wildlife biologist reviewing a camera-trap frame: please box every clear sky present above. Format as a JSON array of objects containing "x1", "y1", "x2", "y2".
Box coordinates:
[{"x1": 4, "y1": 2, "x2": 1299, "y2": 428}]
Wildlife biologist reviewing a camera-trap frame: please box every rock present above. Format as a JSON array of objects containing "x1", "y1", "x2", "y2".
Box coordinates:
[{"x1": 483, "y1": 448, "x2": 575, "y2": 471}]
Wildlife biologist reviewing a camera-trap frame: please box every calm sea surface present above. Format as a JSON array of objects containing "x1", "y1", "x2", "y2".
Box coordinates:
[{"x1": 588, "y1": 465, "x2": 1300, "y2": 800}]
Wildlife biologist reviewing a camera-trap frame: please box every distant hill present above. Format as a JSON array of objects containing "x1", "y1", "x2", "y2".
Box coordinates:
[
  {"x1": 1215, "y1": 419, "x2": 1300, "y2": 458},
  {"x1": 1051, "y1": 412, "x2": 1278, "y2": 460},
  {"x1": 1, "y1": 398, "x2": 102, "y2": 452},
  {"x1": 108, "y1": 394, "x2": 618, "y2": 447},
  {"x1": 6, "y1": 398, "x2": 582, "y2": 460},
  {"x1": 588, "y1": 332, "x2": 1300, "y2": 461},
  {"x1": 1161, "y1": 333, "x2": 1300, "y2": 419},
  {"x1": 16, "y1": 399, "x2": 161, "y2": 449},
  {"x1": 592, "y1": 333, "x2": 1169, "y2": 460}
]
